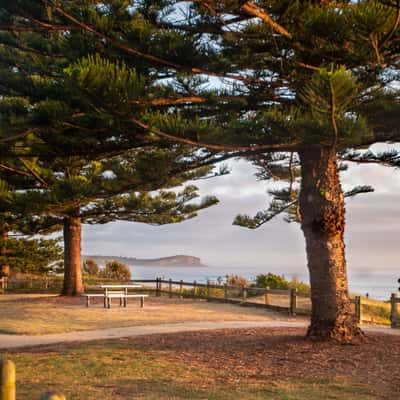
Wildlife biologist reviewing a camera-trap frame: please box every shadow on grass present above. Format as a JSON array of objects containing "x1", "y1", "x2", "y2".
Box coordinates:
[{"x1": 0, "y1": 328, "x2": 18, "y2": 335}]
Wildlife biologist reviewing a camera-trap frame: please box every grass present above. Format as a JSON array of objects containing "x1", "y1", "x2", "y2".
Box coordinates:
[
  {"x1": 0, "y1": 294, "x2": 284, "y2": 335},
  {"x1": 2, "y1": 341, "x2": 377, "y2": 400},
  {"x1": 0, "y1": 291, "x2": 392, "y2": 335},
  {"x1": 360, "y1": 297, "x2": 391, "y2": 325}
]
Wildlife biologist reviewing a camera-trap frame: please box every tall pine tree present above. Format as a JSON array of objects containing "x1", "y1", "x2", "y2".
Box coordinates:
[{"x1": 0, "y1": 3, "x2": 223, "y2": 295}]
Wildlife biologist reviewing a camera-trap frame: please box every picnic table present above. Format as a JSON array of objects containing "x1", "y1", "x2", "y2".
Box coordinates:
[{"x1": 85, "y1": 284, "x2": 148, "y2": 308}]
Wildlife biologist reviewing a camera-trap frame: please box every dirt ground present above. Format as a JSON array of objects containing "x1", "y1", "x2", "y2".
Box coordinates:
[
  {"x1": 5, "y1": 327, "x2": 398, "y2": 399},
  {"x1": 113, "y1": 327, "x2": 399, "y2": 399}
]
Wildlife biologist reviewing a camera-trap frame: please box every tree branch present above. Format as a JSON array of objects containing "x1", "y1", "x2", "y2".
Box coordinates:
[{"x1": 129, "y1": 117, "x2": 301, "y2": 152}]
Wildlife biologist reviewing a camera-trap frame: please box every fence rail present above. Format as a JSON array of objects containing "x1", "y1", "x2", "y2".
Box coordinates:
[{"x1": 133, "y1": 278, "x2": 362, "y2": 320}]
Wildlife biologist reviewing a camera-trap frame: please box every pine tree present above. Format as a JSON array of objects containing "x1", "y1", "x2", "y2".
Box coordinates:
[
  {"x1": 0, "y1": 236, "x2": 62, "y2": 275},
  {"x1": 0, "y1": 4, "x2": 224, "y2": 295},
  {"x1": 28, "y1": 0, "x2": 400, "y2": 341}
]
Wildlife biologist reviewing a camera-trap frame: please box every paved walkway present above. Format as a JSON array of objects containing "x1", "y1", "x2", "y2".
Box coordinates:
[{"x1": 0, "y1": 320, "x2": 398, "y2": 350}]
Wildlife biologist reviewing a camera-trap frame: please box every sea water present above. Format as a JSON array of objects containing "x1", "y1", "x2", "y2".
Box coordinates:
[{"x1": 128, "y1": 264, "x2": 399, "y2": 300}]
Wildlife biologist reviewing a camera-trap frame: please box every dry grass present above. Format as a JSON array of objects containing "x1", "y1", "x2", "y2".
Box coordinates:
[
  {"x1": 360, "y1": 297, "x2": 391, "y2": 325},
  {"x1": 0, "y1": 294, "x2": 293, "y2": 335}
]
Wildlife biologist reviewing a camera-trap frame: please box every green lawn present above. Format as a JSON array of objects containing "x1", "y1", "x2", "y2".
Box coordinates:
[{"x1": 3, "y1": 340, "x2": 376, "y2": 400}]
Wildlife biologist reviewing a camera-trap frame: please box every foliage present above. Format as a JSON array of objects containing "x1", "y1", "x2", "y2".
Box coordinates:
[
  {"x1": 225, "y1": 274, "x2": 249, "y2": 287},
  {"x1": 101, "y1": 260, "x2": 131, "y2": 281},
  {"x1": 255, "y1": 273, "x2": 310, "y2": 294},
  {"x1": 0, "y1": 237, "x2": 63, "y2": 275},
  {"x1": 83, "y1": 259, "x2": 99, "y2": 276},
  {"x1": 255, "y1": 273, "x2": 290, "y2": 290}
]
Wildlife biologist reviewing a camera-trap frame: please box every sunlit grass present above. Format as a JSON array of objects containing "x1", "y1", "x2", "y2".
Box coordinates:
[
  {"x1": 0, "y1": 294, "x2": 278, "y2": 335},
  {"x1": 2, "y1": 341, "x2": 377, "y2": 400}
]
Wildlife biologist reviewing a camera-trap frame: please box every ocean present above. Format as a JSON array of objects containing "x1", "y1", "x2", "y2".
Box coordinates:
[{"x1": 128, "y1": 264, "x2": 399, "y2": 301}]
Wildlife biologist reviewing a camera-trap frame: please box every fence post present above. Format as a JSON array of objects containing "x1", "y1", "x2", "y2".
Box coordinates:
[
  {"x1": 224, "y1": 283, "x2": 228, "y2": 300},
  {"x1": 242, "y1": 286, "x2": 247, "y2": 302},
  {"x1": 0, "y1": 359, "x2": 16, "y2": 400},
  {"x1": 264, "y1": 286, "x2": 270, "y2": 305},
  {"x1": 193, "y1": 280, "x2": 197, "y2": 297},
  {"x1": 40, "y1": 392, "x2": 66, "y2": 400},
  {"x1": 179, "y1": 280, "x2": 183, "y2": 299},
  {"x1": 206, "y1": 280, "x2": 210, "y2": 300},
  {"x1": 168, "y1": 279, "x2": 172, "y2": 298},
  {"x1": 391, "y1": 293, "x2": 398, "y2": 328},
  {"x1": 159, "y1": 278, "x2": 162, "y2": 296},
  {"x1": 289, "y1": 288, "x2": 297, "y2": 316},
  {"x1": 354, "y1": 296, "x2": 361, "y2": 323}
]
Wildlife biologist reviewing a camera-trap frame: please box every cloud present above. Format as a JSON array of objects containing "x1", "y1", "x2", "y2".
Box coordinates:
[{"x1": 83, "y1": 158, "x2": 400, "y2": 278}]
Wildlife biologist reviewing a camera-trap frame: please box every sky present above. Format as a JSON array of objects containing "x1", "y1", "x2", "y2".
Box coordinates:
[{"x1": 82, "y1": 145, "x2": 400, "y2": 279}]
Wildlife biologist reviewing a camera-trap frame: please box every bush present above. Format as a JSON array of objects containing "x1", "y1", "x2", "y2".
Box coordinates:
[
  {"x1": 83, "y1": 259, "x2": 99, "y2": 276},
  {"x1": 289, "y1": 276, "x2": 311, "y2": 294},
  {"x1": 225, "y1": 274, "x2": 249, "y2": 287},
  {"x1": 255, "y1": 273, "x2": 310, "y2": 293},
  {"x1": 255, "y1": 273, "x2": 289, "y2": 290},
  {"x1": 101, "y1": 260, "x2": 131, "y2": 280}
]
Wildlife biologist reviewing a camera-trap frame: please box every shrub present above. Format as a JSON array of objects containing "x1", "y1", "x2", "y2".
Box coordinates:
[
  {"x1": 83, "y1": 259, "x2": 99, "y2": 276},
  {"x1": 289, "y1": 276, "x2": 311, "y2": 294},
  {"x1": 225, "y1": 274, "x2": 249, "y2": 287},
  {"x1": 255, "y1": 273, "x2": 289, "y2": 290},
  {"x1": 101, "y1": 260, "x2": 131, "y2": 280},
  {"x1": 255, "y1": 273, "x2": 310, "y2": 293}
]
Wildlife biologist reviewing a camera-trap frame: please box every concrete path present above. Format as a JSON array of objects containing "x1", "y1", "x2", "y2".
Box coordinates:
[{"x1": 0, "y1": 321, "x2": 398, "y2": 350}]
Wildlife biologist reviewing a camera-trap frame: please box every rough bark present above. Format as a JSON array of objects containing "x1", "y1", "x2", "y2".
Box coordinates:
[
  {"x1": 0, "y1": 230, "x2": 10, "y2": 277},
  {"x1": 62, "y1": 215, "x2": 83, "y2": 296},
  {"x1": 299, "y1": 145, "x2": 362, "y2": 342}
]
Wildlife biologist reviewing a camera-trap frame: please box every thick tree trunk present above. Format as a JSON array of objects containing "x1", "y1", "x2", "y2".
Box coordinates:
[
  {"x1": 62, "y1": 216, "x2": 83, "y2": 296},
  {"x1": 299, "y1": 145, "x2": 362, "y2": 342}
]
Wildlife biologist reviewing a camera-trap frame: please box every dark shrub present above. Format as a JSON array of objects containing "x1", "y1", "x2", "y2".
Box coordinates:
[
  {"x1": 225, "y1": 274, "x2": 249, "y2": 287},
  {"x1": 102, "y1": 260, "x2": 131, "y2": 280},
  {"x1": 83, "y1": 259, "x2": 99, "y2": 276}
]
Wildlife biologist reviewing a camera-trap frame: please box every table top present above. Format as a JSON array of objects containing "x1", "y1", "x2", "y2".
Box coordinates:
[{"x1": 99, "y1": 285, "x2": 142, "y2": 289}]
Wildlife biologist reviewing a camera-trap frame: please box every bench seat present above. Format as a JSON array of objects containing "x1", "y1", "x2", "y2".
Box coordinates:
[
  {"x1": 85, "y1": 292, "x2": 148, "y2": 308},
  {"x1": 106, "y1": 293, "x2": 148, "y2": 308},
  {"x1": 84, "y1": 293, "x2": 105, "y2": 307}
]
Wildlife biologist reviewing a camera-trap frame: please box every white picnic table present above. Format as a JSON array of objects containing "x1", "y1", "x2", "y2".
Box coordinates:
[{"x1": 85, "y1": 284, "x2": 148, "y2": 308}]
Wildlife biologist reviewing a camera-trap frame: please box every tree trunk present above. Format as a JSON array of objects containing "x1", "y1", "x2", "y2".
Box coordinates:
[
  {"x1": 299, "y1": 145, "x2": 362, "y2": 342},
  {"x1": 0, "y1": 230, "x2": 10, "y2": 277},
  {"x1": 62, "y1": 216, "x2": 83, "y2": 296}
]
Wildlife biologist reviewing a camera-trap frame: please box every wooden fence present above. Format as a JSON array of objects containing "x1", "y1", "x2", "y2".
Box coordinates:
[
  {"x1": 137, "y1": 278, "x2": 362, "y2": 322},
  {"x1": 0, "y1": 359, "x2": 65, "y2": 400},
  {"x1": 390, "y1": 293, "x2": 400, "y2": 328}
]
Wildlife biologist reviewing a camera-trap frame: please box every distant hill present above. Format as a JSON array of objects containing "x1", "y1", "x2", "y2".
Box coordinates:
[{"x1": 83, "y1": 254, "x2": 206, "y2": 267}]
